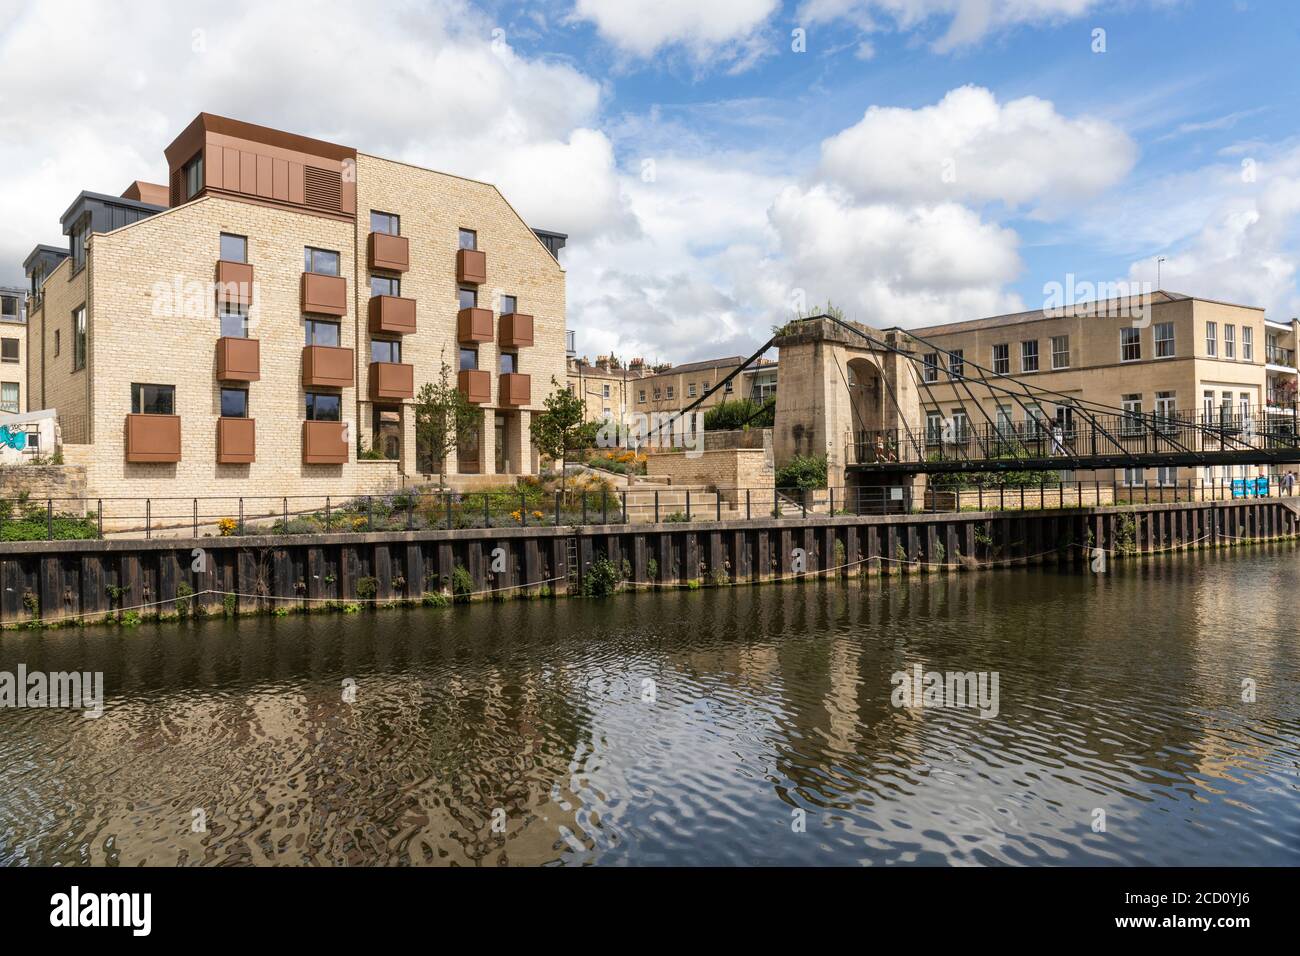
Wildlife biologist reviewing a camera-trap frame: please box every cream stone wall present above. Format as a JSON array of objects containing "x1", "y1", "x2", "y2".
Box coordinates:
[
  {"x1": 27, "y1": 256, "x2": 91, "y2": 440},
  {"x1": 353, "y1": 154, "x2": 566, "y2": 480},
  {"x1": 0, "y1": 318, "x2": 25, "y2": 415}
]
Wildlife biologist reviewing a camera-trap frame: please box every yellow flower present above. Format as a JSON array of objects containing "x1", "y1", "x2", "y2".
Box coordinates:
[
  {"x1": 217, "y1": 517, "x2": 238, "y2": 536},
  {"x1": 532, "y1": 510, "x2": 544, "y2": 519}
]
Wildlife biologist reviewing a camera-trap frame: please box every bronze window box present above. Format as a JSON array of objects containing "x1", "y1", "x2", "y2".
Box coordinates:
[
  {"x1": 499, "y1": 372, "x2": 531, "y2": 406},
  {"x1": 301, "y1": 272, "x2": 347, "y2": 316},
  {"x1": 216, "y1": 260, "x2": 253, "y2": 306},
  {"x1": 302, "y1": 345, "x2": 355, "y2": 388},
  {"x1": 302, "y1": 420, "x2": 348, "y2": 464},
  {"x1": 457, "y1": 307, "x2": 493, "y2": 343},
  {"x1": 216, "y1": 336, "x2": 260, "y2": 381},
  {"x1": 369, "y1": 362, "x2": 414, "y2": 401},
  {"x1": 217, "y1": 417, "x2": 255, "y2": 463},
  {"x1": 499, "y1": 312, "x2": 534, "y2": 348},
  {"x1": 458, "y1": 369, "x2": 491, "y2": 404},
  {"x1": 457, "y1": 248, "x2": 486, "y2": 285},
  {"x1": 125, "y1": 414, "x2": 181, "y2": 463},
  {"x1": 368, "y1": 232, "x2": 409, "y2": 273},
  {"x1": 368, "y1": 295, "x2": 416, "y2": 335}
]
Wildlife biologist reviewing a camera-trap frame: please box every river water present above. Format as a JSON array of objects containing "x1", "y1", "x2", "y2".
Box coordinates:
[{"x1": 1, "y1": 545, "x2": 1298, "y2": 866}]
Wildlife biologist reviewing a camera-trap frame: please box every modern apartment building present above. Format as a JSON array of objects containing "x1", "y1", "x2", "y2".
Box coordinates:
[
  {"x1": 0, "y1": 286, "x2": 27, "y2": 416},
  {"x1": 22, "y1": 113, "x2": 566, "y2": 499},
  {"x1": 903, "y1": 291, "x2": 1298, "y2": 483}
]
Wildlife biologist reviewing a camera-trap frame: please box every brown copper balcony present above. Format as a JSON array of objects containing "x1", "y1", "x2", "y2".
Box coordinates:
[
  {"x1": 215, "y1": 260, "x2": 253, "y2": 306},
  {"x1": 457, "y1": 307, "x2": 493, "y2": 343},
  {"x1": 369, "y1": 362, "x2": 414, "y2": 401},
  {"x1": 499, "y1": 312, "x2": 534, "y2": 348},
  {"x1": 215, "y1": 336, "x2": 260, "y2": 381},
  {"x1": 302, "y1": 420, "x2": 348, "y2": 464},
  {"x1": 301, "y1": 272, "x2": 347, "y2": 316},
  {"x1": 458, "y1": 369, "x2": 491, "y2": 404},
  {"x1": 369, "y1": 233, "x2": 409, "y2": 273},
  {"x1": 368, "y1": 295, "x2": 416, "y2": 335},
  {"x1": 302, "y1": 345, "x2": 354, "y2": 388},
  {"x1": 499, "y1": 372, "x2": 530, "y2": 406},
  {"x1": 217, "y1": 417, "x2": 255, "y2": 464},
  {"x1": 125, "y1": 414, "x2": 181, "y2": 463},
  {"x1": 457, "y1": 248, "x2": 486, "y2": 285}
]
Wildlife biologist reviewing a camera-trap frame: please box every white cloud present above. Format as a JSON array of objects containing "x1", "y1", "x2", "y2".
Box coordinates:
[
  {"x1": 799, "y1": 0, "x2": 1108, "y2": 52},
  {"x1": 0, "y1": 0, "x2": 628, "y2": 284},
  {"x1": 818, "y1": 85, "x2": 1135, "y2": 212},
  {"x1": 570, "y1": 0, "x2": 778, "y2": 67}
]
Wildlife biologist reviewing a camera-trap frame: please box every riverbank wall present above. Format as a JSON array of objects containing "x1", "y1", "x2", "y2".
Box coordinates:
[{"x1": 2, "y1": 497, "x2": 1297, "y2": 627}]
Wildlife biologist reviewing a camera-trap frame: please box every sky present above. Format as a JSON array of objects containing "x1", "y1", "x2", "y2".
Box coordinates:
[{"x1": 2, "y1": 0, "x2": 1299, "y2": 365}]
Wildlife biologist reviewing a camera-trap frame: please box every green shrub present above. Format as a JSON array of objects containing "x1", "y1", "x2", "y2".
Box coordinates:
[
  {"x1": 422, "y1": 592, "x2": 450, "y2": 608},
  {"x1": 451, "y1": 564, "x2": 474, "y2": 603},
  {"x1": 582, "y1": 556, "x2": 622, "y2": 598},
  {"x1": 663, "y1": 511, "x2": 691, "y2": 523},
  {"x1": 704, "y1": 397, "x2": 775, "y2": 431},
  {"x1": 776, "y1": 454, "x2": 827, "y2": 490},
  {"x1": 355, "y1": 576, "x2": 378, "y2": 600}
]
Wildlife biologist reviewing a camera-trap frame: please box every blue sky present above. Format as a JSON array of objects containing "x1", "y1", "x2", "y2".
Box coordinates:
[{"x1": 3, "y1": 0, "x2": 1298, "y2": 364}]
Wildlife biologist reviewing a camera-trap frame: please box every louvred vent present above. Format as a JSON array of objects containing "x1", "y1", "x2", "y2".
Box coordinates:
[{"x1": 303, "y1": 165, "x2": 341, "y2": 211}]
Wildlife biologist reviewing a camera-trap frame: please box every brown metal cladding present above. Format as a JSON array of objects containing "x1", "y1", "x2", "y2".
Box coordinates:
[
  {"x1": 369, "y1": 233, "x2": 410, "y2": 272},
  {"x1": 216, "y1": 336, "x2": 260, "y2": 382},
  {"x1": 125, "y1": 414, "x2": 182, "y2": 463},
  {"x1": 302, "y1": 345, "x2": 355, "y2": 388},
  {"x1": 457, "y1": 307, "x2": 493, "y2": 343},
  {"x1": 457, "y1": 248, "x2": 487, "y2": 285},
  {"x1": 217, "y1": 417, "x2": 256, "y2": 463},
  {"x1": 215, "y1": 260, "x2": 253, "y2": 306},
  {"x1": 302, "y1": 421, "x2": 348, "y2": 464},
  {"x1": 499, "y1": 372, "x2": 531, "y2": 406},
  {"x1": 369, "y1": 362, "x2": 414, "y2": 401},
  {"x1": 499, "y1": 312, "x2": 534, "y2": 348},
  {"x1": 302, "y1": 272, "x2": 347, "y2": 316},
  {"x1": 458, "y1": 369, "x2": 491, "y2": 404},
  {"x1": 368, "y1": 295, "x2": 416, "y2": 335}
]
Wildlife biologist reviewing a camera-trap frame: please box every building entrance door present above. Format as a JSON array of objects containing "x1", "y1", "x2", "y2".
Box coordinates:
[{"x1": 373, "y1": 406, "x2": 401, "y2": 460}]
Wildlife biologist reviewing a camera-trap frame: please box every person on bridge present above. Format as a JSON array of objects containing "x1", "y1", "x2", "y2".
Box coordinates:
[{"x1": 1051, "y1": 425, "x2": 1066, "y2": 456}]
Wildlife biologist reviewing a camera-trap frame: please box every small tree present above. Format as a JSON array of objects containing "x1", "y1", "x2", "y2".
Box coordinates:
[
  {"x1": 531, "y1": 377, "x2": 586, "y2": 491},
  {"x1": 413, "y1": 360, "x2": 479, "y2": 488}
]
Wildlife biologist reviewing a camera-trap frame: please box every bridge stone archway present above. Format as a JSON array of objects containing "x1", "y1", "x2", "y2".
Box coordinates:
[{"x1": 771, "y1": 316, "x2": 925, "y2": 491}]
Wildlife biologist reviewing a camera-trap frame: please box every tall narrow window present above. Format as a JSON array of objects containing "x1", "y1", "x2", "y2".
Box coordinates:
[
  {"x1": 1020, "y1": 340, "x2": 1039, "y2": 373},
  {"x1": 73, "y1": 306, "x2": 86, "y2": 371},
  {"x1": 1154, "y1": 321, "x2": 1175, "y2": 358},
  {"x1": 1205, "y1": 321, "x2": 1217, "y2": 356},
  {"x1": 1224, "y1": 324, "x2": 1236, "y2": 359},
  {"x1": 923, "y1": 352, "x2": 939, "y2": 383},
  {"x1": 1051, "y1": 335, "x2": 1070, "y2": 369},
  {"x1": 1120, "y1": 327, "x2": 1141, "y2": 362},
  {"x1": 1, "y1": 338, "x2": 17, "y2": 363},
  {"x1": 500, "y1": 352, "x2": 518, "y2": 374},
  {"x1": 501, "y1": 294, "x2": 518, "y2": 315},
  {"x1": 458, "y1": 287, "x2": 478, "y2": 310},
  {"x1": 948, "y1": 349, "x2": 964, "y2": 380},
  {"x1": 183, "y1": 153, "x2": 204, "y2": 200},
  {"x1": 926, "y1": 411, "x2": 943, "y2": 444},
  {"x1": 1122, "y1": 393, "x2": 1143, "y2": 436},
  {"x1": 992, "y1": 343, "x2": 1009, "y2": 375},
  {"x1": 0, "y1": 383, "x2": 18, "y2": 414},
  {"x1": 1242, "y1": 326, "x2": 1254, "y2": 361}
]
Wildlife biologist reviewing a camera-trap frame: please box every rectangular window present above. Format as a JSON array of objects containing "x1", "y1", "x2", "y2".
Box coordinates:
[
  {"x1": 1, "y1": 296, "x2": 17, "y2": 318},
  {"x1": 1154, "y1": 321, "x2": 1175, "y2": 358},
  {"x1": 131, "y1": 383, "x2": 174, "y2": 415},
  {"x1": 371, "y1": 339, "x2": 401, "y2": 363},
  {"x1": 1242, "y1": 326, "x2": 1254, "y2": 361},
  {"x1": 1020, "y1": 340, "x2": 1039, "y2": 373},
  {"x1": 304, "y1": 247, "x2": 340, "y2": 276},
  {"x1": 0, "y1": 382, "x2": 17, "y2": 414},
  {"x1": 992, "y1": 343, "x2": 1009, "y2": 375},
  {"x1": 501, "y1": 294, "x2": 517, "y2": 315},
  {"x1": 1120, "y1": 327, "x2": 1141, "y2": 362},
  {"x1": 370, "y1": 275, "x2": 400, "y2": 297},
  {"x1": 724, "y1": 379, "x2": 734, "y2": 394},
  {"x1": 458, "y1": 228, "x2": 477, "y2": 250},
  {"x1": 73, "y1": 306, "x2": 86, "y2": 371},
  {"x1": 653, "y1": 387, "x2": 661, "y2": 400},
  {"x1": 1155, "y1": 391, "x2": 1176, "y2": 430},
  {"x1": 1051, "y1": 335, "x2": 1070, "y2": 369},
  {"x1": 1224, "y1": 324, "x2": 1236, "y2": 359},
  {"x1": 219, "y1": 233, "x2": 247, "y2": 263},
  {"x1": 666, "y1": 385, "x2": 675, "y2": 399},
  {"x1": 951, "y1": 410, "x2": 969, "y2": 443},
  {"x1": 688, "y1": 383, "x2": 697, "y2": 398},
  {"x1": 458, "y1": 286, "x2": 478, "y2": 310},
  {"x1": 1205, "y1": 321, "x2": 1217, "y2": 356},
  {"x1": 1157, "y1": 466, "x2": 1177, "y2": 487},
  {"x1": 220, "y1": 387, "x2": 248, "y2": 418},
  {"x1": 995, "y1": 405, "x2": 1013, "y2": 436},
  {"x1": 638, "y1": 389, "x2": 646, "y2": 403},
  {"x1": 1, "y1": 338, "x2": 17, "y2": 363},
  {"x1": 602, "y1": 384, "x2": 611, "y2": 398},
  {"x1": 1122, "y1": 393, "x2": 1143, "y2": 436},
  {"x1": 948, "y1": 349, "x2": 964, "y2": 379},
  {"x1": 923, "y1": 352, "x2": 939, "y2": 383},
  {"x1": 500, "y1": 352, "x2": 518, "y2": 374},
  {"x1": 304, "y1": 319, "x2": 340, "y2": 347},
  {"x1": 70, "y1": 218, "x2": 87, "y2": 274},
  {"x1": 459, "y1": 348, "x2": 478, "y2": 371},
  {"x1": 1123, "y1": 467, "x2": 1145, "y2": 486},
  {"x1": 54, "y1": 330, "x2": 60, "y2": 356},
  {"x1": 926, "y1": 411, "x2": 944, "y2": 444},
  {"x1": 370, "y1": 211, "x2": 399, "y2": 235},
  {"x1": 183, "y1": 153, "x2": 204, "y2": 200},
  {"x1": 219, "y1": 305, "x2": 248, "y2": 338},
  {"x1": 304, "y1": 392, "x2": 340, "y2": 422}
]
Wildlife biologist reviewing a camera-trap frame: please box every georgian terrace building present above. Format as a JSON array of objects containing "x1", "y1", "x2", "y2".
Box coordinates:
[
  {"x1": 22, "y1": 113, "x2": 567, "y2": 500},
  {"x1": 904, "y1": 292, "x2": 1299, "y2": 485}
]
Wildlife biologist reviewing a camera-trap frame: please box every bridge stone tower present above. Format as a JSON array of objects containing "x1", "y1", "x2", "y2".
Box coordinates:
[{"x1": 772, "y1": 317, "x2": 925, "y2": 492}]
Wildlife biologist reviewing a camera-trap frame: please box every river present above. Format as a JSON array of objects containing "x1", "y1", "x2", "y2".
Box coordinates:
[{"x1": 1, "y1": 545, "x2": 1297, "y2": 866}]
